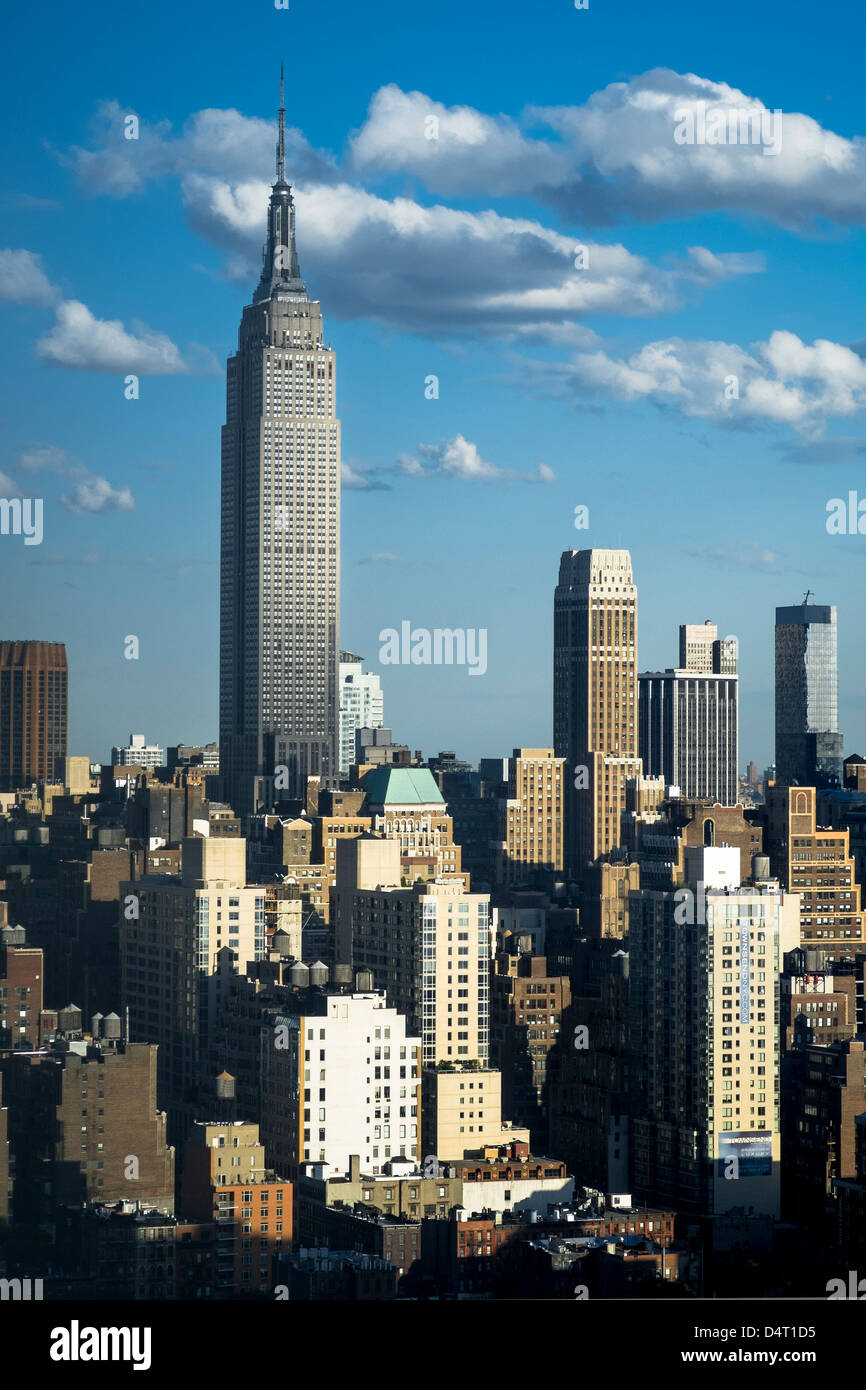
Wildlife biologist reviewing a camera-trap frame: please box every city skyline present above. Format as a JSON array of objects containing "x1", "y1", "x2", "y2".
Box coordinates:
[
  {"x1": 2, "y1": 0, "x2": 866, "y2": 770},
  {"x1": 2, "y1": 0, "x2": 866, "y2": 1322}
]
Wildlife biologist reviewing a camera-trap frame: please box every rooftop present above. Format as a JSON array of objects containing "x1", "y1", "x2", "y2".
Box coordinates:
[{"x1": 361, "y1": 766, "x2": 445, "y2": 807}]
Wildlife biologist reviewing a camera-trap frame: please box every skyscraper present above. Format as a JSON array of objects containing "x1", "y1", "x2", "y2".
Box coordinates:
[
  {"x1": 220, "y1": 75, "x2": 340, "y2": 817},
  {"x1": 553, "y1": 549, "x2": 640, "y2": 873},
  {"x1": 0, "y1": 641, "x2": 68, "y2": 791},
  {"x1": 775, "y1": 600, "x2": 842, "y2": 787},
  {"x1": 639, "y1": 622, "x2": 739, "y2": 804},
  {"x1": 629, "y1": 845, "x2": 799, "y2": 1217}
]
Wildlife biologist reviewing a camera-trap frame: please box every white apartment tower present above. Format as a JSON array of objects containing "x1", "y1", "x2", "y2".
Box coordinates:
[
  {"x1": 338, "y1": 652, "x2": 384, "y2": 775},
  {"x1": 220, "y1": 75, "x2": 340, "y2": 817}
]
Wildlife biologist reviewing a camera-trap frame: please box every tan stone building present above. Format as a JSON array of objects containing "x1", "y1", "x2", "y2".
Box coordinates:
[
  {"x1": 553, "y1": 550, "x2": 640, "y2": 874},
  {"x1": 500, "y1": 748, "x2": 564, "y2": 883},
  {"x1": 766, "y1": 785, "x2": 865, "y2": 950},
  {"x1": 421, "y1": 1065, "x2": 529, "y2": 1161}
]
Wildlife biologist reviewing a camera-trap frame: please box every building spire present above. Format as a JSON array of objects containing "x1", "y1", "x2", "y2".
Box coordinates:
[
  {"x1": 252, "y1": 65, "x2": 307, "y2": 303},
  {"x1": 277, "y1": 63, "x2": 286, "y2": 183}
]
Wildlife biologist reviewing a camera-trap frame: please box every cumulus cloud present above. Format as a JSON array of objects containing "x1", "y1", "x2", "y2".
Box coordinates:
[
  {"x1": 36, "y1": 299, "x2": 208, "y2": 374},
  {"x1": 12, "y1": 444, "x2": 135, "y2": 515},
  {"x1": 397, "y1": 433, "x2": 553, "y2": 484},
  {"x1": 348, "y1": 84, "x2": 573, "y2": 196},
  {"x1": 60, "y1": 474, "x2": 136, "y2": 514},
  {"x1": 519, "y1": 331, "x2": 866, "y2": 436},
  {"x1": 351, "y1": 72, "x2": 866, "y2": 230},
  {"x1": 0, "y1": 249, "x2": 55, "y2": 305},
  {"x1": 0, "y1": 471, "x2": 20, "y2": 496},
  {"x1": 61, "y1": 99, "x2": 337, "y2": 196},
  {"x1": 341, "y1": 461, "x2": 390, "y2": 491},
  {"x1": 182, "y1": 175, "x2": 754, "y2": 342}
]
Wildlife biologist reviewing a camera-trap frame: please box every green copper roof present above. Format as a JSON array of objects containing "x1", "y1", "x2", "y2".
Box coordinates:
[{"x1": 361, "y1": 767, "x2": 445, "y2": 806}]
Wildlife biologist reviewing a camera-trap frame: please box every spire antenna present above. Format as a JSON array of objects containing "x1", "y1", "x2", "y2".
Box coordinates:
[{"x1": 277, "y1": 63, "x2": 286, "y2": 183}]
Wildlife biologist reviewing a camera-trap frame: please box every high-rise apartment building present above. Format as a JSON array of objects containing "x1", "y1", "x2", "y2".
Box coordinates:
[
  {"x1": 337, "y1": 837, "x2": 491, "y2": 1068},
  {"x1": 775, "y1": 602, "x2": 843, "y2": 787},
  {"x1": 120, "y1": 837, "x2": 266, "y2": 1138},
  {"x1": 639, "y1": 624, "x2": 738, "y2": 804},
  {"x1": 0, "y1": 641, "x2": 67, "y2": 791},
  {"x1": 553, "y1": 550, "x2": 640, "y2": 873},
  {"x1": 339, "y1": 653, "x2": 383, "y2": 776},
  {"x1": 490, "y1": 945, "x2": 571, "y2": 1138},
  {"x1": 261, "y1": 991, "x2": 421, "y2": 1172},
  {"x1": 765, "y1": 785, "x2": 865, "y2": 950},
  {"x1": 629, "y1": 846, "x2": 799, "y2": 1218},
  {"x1": 220, "y1": 79, "x2": 339, "y2": 816},
  {"x1": 500, "y1": 748, "x2": 565, "y2": 884}
]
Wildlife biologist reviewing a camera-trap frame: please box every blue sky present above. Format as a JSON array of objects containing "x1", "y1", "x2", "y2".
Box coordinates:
[{"x1": 2, "y1": 0, "x2": 865, "y2": 770}]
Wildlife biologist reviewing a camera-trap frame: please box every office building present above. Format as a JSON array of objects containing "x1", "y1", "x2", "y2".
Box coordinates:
[
  {"x1": 640, "y1": 624, "x2": 738, "y2": 805},
  {"x1": 775, "y1": 601, "x2": 843, "y2": 787},
  {"x1": 110, "y1": 734, "x2": 164, "y2": 771},
  {"x1": 220, "y1": 78, "x2": 340, "y2": 815},
  {"x1": 0, "y1": 641, "x2": 68, "y2": 791},
  {"x1": 553, "y1": 549, "x2": 640, "y2": 873}
]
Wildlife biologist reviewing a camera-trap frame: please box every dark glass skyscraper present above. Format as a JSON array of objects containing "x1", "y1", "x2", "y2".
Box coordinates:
[
  {"x1": 219, "y1": 78, "x2": 340, "y2": 816},
  {"x1": 775, "y1": 602, "x2": 842, "y2": 788}
]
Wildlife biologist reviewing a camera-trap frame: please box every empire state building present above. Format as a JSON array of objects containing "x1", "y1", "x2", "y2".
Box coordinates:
[{"x1": 220, "y1": 77, "x2": 340, "y2": 816}]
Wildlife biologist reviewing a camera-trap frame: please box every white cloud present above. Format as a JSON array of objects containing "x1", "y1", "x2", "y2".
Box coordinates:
[
  {"x1": 18, "y1": 444, "x2": 69, "y2": 473},
  {"x1": 14, "y1": 444, "x2": 135, "y2": 515},
  {"x1": 351, "y1": 72, "x2": 866, "y2": 230},
  {"x1": 397, "y1": 433, "x2": 553, "y2": 484},
  {"x1": 0, "y1": 471, "x2": 20, "y2": 496},
  {"x1": 341, "y1": 461, "x2": 389, "y2": 491},
  {"x1": 36, "y1": 299, "x2": 195, "y2": 374},
  {"x1": 348, "y1": 84, "x2": 573, "y2": 196},
  {"x1": 182, "y1": 175, "x2": 754, "y2": 343},
  {"x1": 521, "y1": 331, "x2": 866, "y2": 435},
  {"x1": 0, "y1": 249, "x2": 55, "y2": 305},
  {"x1": 60, "y1": 474, "x2": 136, "y2": 514},
  {"x1": 62, "y1": 100, "x2": 337, "y2": 196}
]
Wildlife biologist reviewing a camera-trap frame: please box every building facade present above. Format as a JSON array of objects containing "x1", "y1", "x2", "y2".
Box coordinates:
[
  {"x1": 338, "y1": 653, "x2": 384, "y2": 776},
  {"x1": 553, "y1": 550, "x2": 640, "y2": 874},
  {"x1": 220, "y1": 80, "x2": 340, "y2": 815},
  {"x1": 629, "y1": 846, "x2": 799, "y2": 1217},
  {"x1": 639, "y1": 638, "x2": 738, "y2": 806},
  {"x1": 775, "y1": 602, "x2": 843, "y2": 788},
  {"x1": 0, "y1": 641, "x2": 68, "y2": 791}
]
